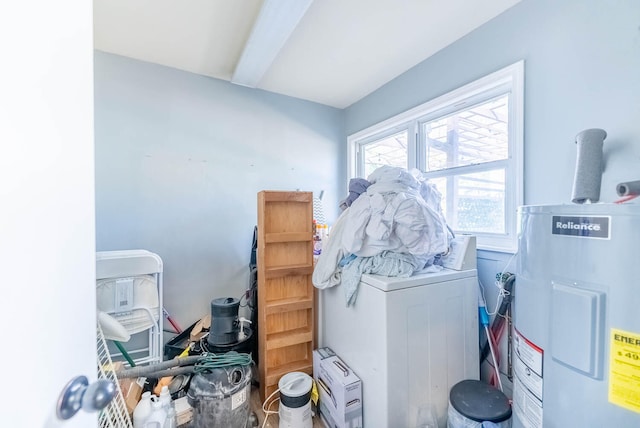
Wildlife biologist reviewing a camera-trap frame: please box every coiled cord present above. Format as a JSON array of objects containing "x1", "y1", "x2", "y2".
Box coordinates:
[{"x1": 193, "y1": 352, "x2": 253, "y2": 373}]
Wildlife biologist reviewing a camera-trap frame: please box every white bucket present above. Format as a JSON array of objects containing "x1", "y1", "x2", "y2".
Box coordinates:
[{"x1": 278, "y1": 372, "x2": 313, "y2": 428}]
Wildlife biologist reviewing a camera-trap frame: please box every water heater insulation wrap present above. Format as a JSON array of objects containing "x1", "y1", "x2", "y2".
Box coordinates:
[{"x1": 571, "y1": 128, "x2": 606, "y2": 204}]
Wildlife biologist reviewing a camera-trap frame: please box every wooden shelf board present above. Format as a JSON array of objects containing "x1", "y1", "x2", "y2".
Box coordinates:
[
  {"x1": 264, "y1": 264, "x2": 313, "y2": 278},
  {"x1": 264, "y1": 360, "x2": 313, "y2": 387},
  {"x1": 265, "y1": 232, "x2": 312, "y2": 243},
  {"x1": 262, "y1": 192, "x2": 312, "y2": 203},
  {"x1": 265, "y1": 297, "x2": 313, "y2": 314},
  {"x1": 266, "y1": 328, "x2": 313, "y2": 350}
]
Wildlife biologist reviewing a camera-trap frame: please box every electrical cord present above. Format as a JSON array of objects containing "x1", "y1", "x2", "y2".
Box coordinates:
[
  {"x1": 261, "y1": 393, "x2": 279, "y2": 428},
  {"x1": 478, "y1": 278, "x2": 503, "y2": 317},
  {"x1": 498, "y1": 252, "x2": 517, "y2": 286},
  {"x1": 240, "y1": 266, "x2": 258, "y2": 318},
  {"x1": 261, "y1": 375, "x2": 312, "y2": 428},
  {"x1": 478, "y1": 251, "x2": 516, "y2": 318},
  {"x1": 193, "y1": 352, "x2": 253, "y2": 373}
]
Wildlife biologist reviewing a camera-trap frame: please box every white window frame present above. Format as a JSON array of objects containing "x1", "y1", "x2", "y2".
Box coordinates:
[
  {"x1": 354, "y1": 123, "x2": 414, "y2": 174},
  {"x1": 347, "y1": 61, "x2": 524, "y2": 253}
]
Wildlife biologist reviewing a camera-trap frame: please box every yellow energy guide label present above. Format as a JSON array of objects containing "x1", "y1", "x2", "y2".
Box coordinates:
[{"x1": 609, "y1": 328, "x2": 640, "y2": 413}]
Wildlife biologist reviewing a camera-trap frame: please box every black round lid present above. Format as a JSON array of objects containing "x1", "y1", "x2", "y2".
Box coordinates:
[{"x1": 449, "y1": 380, "x2": 512, "y2": 423}]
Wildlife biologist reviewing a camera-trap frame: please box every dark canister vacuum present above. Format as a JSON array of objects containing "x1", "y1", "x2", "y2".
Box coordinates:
[
  {"x1": 187, "y1": 354, "x2": 254, "y2": 428},
  {"x1": 186, "y1": 297, "x2": 257, "y2": 428}
]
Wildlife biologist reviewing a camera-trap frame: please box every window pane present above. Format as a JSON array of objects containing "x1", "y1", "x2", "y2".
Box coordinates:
[
  {"x1": 362, "y1": 130, "x2": 408, "y2": 177},
  {"x1": 432, "y1": 169, "x2": 505, "y2": 234},
  {"x1": 423, "y1": 95, "x2": 509, "y2": 172}
]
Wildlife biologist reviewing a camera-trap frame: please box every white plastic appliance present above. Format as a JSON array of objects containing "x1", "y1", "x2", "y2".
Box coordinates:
[
  {"x1": 321, "y1": 261, "x2": 479, "y2": 428},
  {"x1": 96, "y1": 249, "x2": 163, "y2": 366},
  {"x1": 514, "y1": 204, "x2": 640, "y2": 427},
  {"x1": 278, "y1": 372, "x2": 313, "y2": 428}
]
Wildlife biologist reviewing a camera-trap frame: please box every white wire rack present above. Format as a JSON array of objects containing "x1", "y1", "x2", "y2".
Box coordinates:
[{"x1": 97, "y1": 324, "x2": 133, "y2": 428}]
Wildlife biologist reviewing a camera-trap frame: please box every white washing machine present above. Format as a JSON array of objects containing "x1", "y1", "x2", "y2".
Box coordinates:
[{"x1": 321, "y1": 267, "x2": 479, "y2": 428}]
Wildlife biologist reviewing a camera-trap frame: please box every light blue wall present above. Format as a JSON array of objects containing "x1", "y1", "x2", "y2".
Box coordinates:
[
  {"x1": 345, "y1": 0, "x2": 640, "y2": 389},
  {"x1": 346, "y1": 0, "x2": 640, "y2": 208},
  {"x1": 94, "y1": 52, "x2": 344, "y2": 328}
]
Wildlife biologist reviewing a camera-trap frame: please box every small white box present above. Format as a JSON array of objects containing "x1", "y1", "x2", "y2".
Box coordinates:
[
  {"x1": 441, "y1": 234, "x2": 477, "y2": 271},
  {"x1": 313, "y1": 348, "x2": 362, "y2": 428}
]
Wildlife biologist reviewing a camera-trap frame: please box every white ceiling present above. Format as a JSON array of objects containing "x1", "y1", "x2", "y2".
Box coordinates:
[{"x1": 94, "y1": 0, "x2": 521, "y2": 109}]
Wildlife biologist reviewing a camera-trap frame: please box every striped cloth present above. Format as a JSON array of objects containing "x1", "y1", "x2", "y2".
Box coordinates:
[{"x1": 313, "y1": 196, "x2": 326, "y2": 224}]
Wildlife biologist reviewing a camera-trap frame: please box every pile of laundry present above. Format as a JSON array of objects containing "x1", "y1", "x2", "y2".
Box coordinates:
[{"x1": 312, "y1": 165, "x2": 452, "y2": 306}]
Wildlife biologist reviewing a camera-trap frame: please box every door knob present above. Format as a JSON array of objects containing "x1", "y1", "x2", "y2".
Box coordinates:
[{"x1": 56, "y1": 375, "x2": 116, "y2": 420}]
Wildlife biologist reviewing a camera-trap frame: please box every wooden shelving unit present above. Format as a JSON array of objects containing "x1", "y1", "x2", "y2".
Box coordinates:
[{"x1": 257, "y1": 191, "x2": 315, "y2": 402}]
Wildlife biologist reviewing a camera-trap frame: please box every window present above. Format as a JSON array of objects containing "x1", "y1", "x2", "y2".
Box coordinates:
[
  {"x1": 348, "y1": 61, "x2": 523, "y2": 252},
  {"x1": 360, "y1": 128, "x2": 409, "y2": 177}
]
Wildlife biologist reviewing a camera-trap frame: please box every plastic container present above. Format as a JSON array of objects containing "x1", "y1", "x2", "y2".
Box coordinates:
[
  {"x1": 159, "y1": 386, "x2": 171, "y2": 408},
  {"x1": 159, "y1": 385, "x2": 177, "y2": 428},
  {"x1": 447, "y1": 380, "x2": 511, "y2": 428},
  {"x1": 164, "y1": 322, "x2": 253, "y2": 359},
  {"x1": 133, "y1": 391, "x2": 153, "y2": 428},
  {"x1": 164, "y1": 406, "x2": 177, "y2": 428},
  {"x1": 313, "y1": 234, "x2": 322, "y2": 256},
  {"x1": 278, "y1": 372, "x2": 313, "y2": 428},
  {"x1": 144, "y1": 398, "x2": 167, "y2": 428}
]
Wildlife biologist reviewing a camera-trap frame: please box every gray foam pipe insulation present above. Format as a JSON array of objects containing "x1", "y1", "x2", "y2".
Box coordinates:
[
  {"x1": 616, "y1": 180, "x2": 640, "y2": 196},
  {"x1": 571, "y1": 128, "x2": 607, "y2": 204}
]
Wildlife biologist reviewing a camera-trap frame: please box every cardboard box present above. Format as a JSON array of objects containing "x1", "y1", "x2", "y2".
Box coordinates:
[
  {"x1": 174, "y1": 395, "x2": 194, "y2": 427},
  {"x1": 109, "y1": 361, "x2": 143, "y2": 415},
  {"x1": 313, "y1": 348, "x2": 363, "y2": 428},
  {"x1": 121, "y1": 376, "x2": 145, "y2": 415}
]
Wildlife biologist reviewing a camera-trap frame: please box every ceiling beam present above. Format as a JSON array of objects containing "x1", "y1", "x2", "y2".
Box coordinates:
[{"x1": 231, "y1": 0, "x2": 313, "y2": 88}]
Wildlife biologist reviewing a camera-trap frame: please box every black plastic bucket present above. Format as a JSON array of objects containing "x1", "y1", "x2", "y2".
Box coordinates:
[{"x1": 209, "y1": 297, "x2": 240, "y2": 346}]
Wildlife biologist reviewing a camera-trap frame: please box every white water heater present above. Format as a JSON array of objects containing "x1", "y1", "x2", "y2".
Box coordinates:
[{"x1": 514, "y1": 204, "x2": 640, "y2": 427}]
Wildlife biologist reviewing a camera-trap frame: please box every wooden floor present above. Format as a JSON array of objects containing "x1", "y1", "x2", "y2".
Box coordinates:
[{"x1": 250, "y1": 385, "x2": 325, "y2": 428}]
